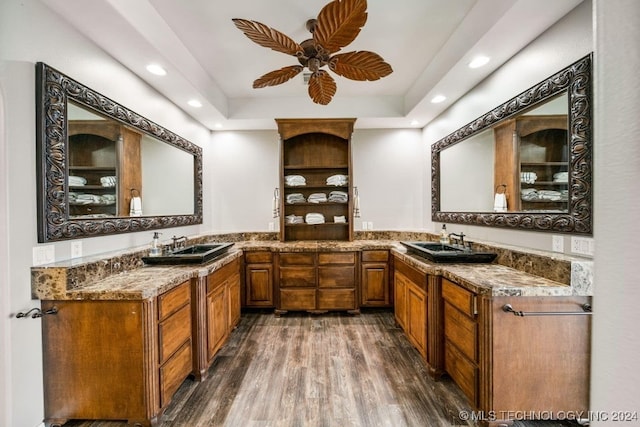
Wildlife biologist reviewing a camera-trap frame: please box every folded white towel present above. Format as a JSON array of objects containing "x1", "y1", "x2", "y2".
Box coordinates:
[
  {"x1": 284, "y1": 175, "x2": 306, "y2": 186},
  {"x1": 305, "y1": 213, "x2": 325, "y2": 224},
  {"x1": 333, "y1": 215, "x2": 346, "y2": 223},
  {"x1": 307, "y1": 193, "x2": 327, "y2": 203},
  {"x1": 129, "y1": 196, "x2": 142, "y2": 216},
  {"x1": 326, "y1": 174, "x2": 348, "y2": 186}
]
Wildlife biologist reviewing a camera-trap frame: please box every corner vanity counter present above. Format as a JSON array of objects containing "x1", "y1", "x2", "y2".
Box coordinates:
[
  {"x1": 32, "y1": 248, "x2": 243, "y2": 427},
  {"x1": 391, "y1": 248, "x2": 591, "y2": 426},
  {"x1": 32, "y1": 233, "x2": 592, "y2": 427}
]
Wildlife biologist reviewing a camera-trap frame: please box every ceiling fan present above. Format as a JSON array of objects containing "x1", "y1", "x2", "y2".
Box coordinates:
[{"x1": 232, "y1": 0, "x2": 393, "y2": 105}]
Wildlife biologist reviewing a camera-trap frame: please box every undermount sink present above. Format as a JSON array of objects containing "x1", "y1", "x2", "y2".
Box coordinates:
[
  {"x1": 400, "y1": 241, "x2": 497, "y2": 264},
  {"x1": 142, "y1": 243, "x2": 234, "y2": 265}
]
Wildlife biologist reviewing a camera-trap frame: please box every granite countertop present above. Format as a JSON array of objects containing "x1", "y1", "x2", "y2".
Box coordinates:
[
  {"x1": 32, "y1": 238, "x2": 586, "y2": 301},
  {"x1": 391, "y1": 248, "x2": 573, "y2": 297},
  {"x1": 34, "y1": 250, "x2": 243, "y2": 301}
]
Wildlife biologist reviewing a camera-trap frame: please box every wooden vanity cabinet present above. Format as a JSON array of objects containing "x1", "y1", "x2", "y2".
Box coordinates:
[
  {"x1": 442, "y1": 278, "x2": 591, "y2": 425},
  {"x1": 42, "y1": 281, "x2": 192, "y2": 427},
  {"x1": 360, "y1": 250, "x2": 391, "y2": 307},
  {"x1": 192, "y1": 257, "x2": 241, "y2": 380},
  {"x1": 393, "y1": 257, "x2": 428, "y2": 358},
  {"x1": 442, "y1": 278, "x2": 480, "y2": 406},
  {"x1": 243, "y1": 251, "x2": 274, "y2": 308},
  {"x1": 276, "y1": 251, "x2": 358, "y2": 314}
]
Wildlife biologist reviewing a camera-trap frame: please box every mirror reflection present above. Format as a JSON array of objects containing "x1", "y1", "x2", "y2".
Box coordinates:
[
  {"x1": 440, "y1": 94, "x2": 568, "y2": 213},
  {"x1": 432, "y1": 54, "x2": 592, "y2": 235},
  {"x1": 36, "y1": 62, "x2": 203, "y2": 242},
  {"x1": 68, "y1": 102, "x2": 195, "y2": 218}
]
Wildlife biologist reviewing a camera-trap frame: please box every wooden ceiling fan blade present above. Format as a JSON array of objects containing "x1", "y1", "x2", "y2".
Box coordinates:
[
  {"x1": 313, "y1": 0, "x2": 367, "y2": 54},
  {"x1": 308, "y1": 70, "x2": 337, "y2": 105},
  {"x1": 232, "y1": 18, "x2": 303, "y2": 56},
  {"x1": 253, "y1": 66, "x2": 304, "y2": 88},
  {"x1": 329, "y1": 51, "x2": 393, "y2": 81}
]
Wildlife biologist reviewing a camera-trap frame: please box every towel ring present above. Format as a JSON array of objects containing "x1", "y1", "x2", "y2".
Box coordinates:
[
  {"x1": 495, "y1": 184, "x2": 507, "y2": 194},
  {"x1": 130, "y1": 188, "x2": 140, "y2": 197}
]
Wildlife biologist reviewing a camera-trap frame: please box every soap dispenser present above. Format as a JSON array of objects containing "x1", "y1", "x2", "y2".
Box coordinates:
[
  {"x1": 439, "y1": 224, "x2": 449, "y2": 244},
  {"x1": 149, "y1": 232, "x2": 162, "y2": 256}
]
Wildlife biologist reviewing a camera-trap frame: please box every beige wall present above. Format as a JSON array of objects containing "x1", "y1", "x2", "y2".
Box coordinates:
[{"x1": 591, "y1": 0, "x2": 640, "y2": 422}]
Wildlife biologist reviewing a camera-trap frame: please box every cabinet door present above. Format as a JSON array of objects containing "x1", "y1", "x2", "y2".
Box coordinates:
[
  {"x1": 407, "y1": 284, "x2": 427, "y2": 358},
  {"x1": 245, "y1": 263, "x2": 274, "y2": 307},
  {"x1": 206, "y1": 284, "x2": 228, "y2": 361},
  {"x1": 228, "y1": 274, "x2": 241, "y2": 329},
  {"x1": 361, "y1": 262, "x2": 389, "y2": 306},
  {"x1": 394, "y1": 272, "x2": 408, "y2": 330}
]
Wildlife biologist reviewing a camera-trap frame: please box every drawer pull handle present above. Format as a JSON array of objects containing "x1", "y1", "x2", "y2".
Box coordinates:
[
  {"x1": 16, "y1": 307, "x2": 58, "y2": 318},
  {"x1": 502, "y1": 303, "x2": 592, "y2": 317}
]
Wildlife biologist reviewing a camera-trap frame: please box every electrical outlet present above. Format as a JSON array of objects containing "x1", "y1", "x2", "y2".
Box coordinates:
[
  {"x1": 362, "y1": 221, "x2": 368, "y2": 230},
  {"x1": 268, "y1": 222, "x2": 274, "y2": 231},
  {"x1": 571, "y1": 236, "x2": 594, "y2": 256},
  {"x1": 32, "y1": 245, "x2": 55, "y2": 266},
  {"x1": 71, "y1": 241, "x2": 83, "y2": 258},
  {"x1": 552, "y1": 235, "x2": 564, "y2": 253},
  {"x1": 367, "y1": 221, "x2": 374, "y2": 230}
]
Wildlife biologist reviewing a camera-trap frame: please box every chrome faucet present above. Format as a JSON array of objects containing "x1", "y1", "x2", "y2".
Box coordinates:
[
  {"x1": 171, "y1": 235, "x2": 188, "y2": 251},
  {"x1": 448, "y1": 232, "x2": 465, "y2": 247}
]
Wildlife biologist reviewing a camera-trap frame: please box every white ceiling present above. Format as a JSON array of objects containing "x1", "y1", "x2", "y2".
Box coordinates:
[{"x1": 41, "y1": 0, "x2": 582, "y2": 131}]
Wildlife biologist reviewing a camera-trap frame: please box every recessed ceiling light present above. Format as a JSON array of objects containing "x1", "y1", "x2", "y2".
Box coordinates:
[
  {"x1": 410, "y1": 120, "x2": 420, "y2": 126},
  {"x1": 214, "y1": 123, "x2": 223, "y2": 129},
  {"x1": 187, "y1": 99, "x2": 202, "y2": 108},
  {"x1": 431, "y1": 95, "x2": 446, "y2": 104},
  {"x1": 146, "y1": 64, "x2": 167, "y2": 76},
  {"x1": 469, "y1": 55, "x2": 490, "y2": 69}
]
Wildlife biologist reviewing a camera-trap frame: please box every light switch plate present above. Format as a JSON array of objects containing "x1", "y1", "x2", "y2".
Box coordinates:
[
  {"x1": 571, "y1": 236, "x2": 594, "y2": 256},
  {"x1": 552, "y1": 235, "x2": 564, "y2": 252},
  {"x1": 33, "y1": 245, "x2": 55, "y2": 266},
  {"x1": 71, "y1": 241, "x2": 83, "y2": 258}
]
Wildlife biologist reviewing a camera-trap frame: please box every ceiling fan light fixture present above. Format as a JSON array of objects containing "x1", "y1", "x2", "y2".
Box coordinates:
[{"x1": 232, "y1": 0, "x2": 392, "y2": 105}]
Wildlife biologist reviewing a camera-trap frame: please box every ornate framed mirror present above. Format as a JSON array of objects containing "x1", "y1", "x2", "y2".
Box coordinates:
[
  {"x1": 431, "y1": 54, "x2": 592, "y2": 235},
  {"x1": 36, "y1": 62, "x2": 203, "y2": 242}
]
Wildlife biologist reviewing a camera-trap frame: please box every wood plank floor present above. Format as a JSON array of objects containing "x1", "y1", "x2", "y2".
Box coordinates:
[{"x1": 65, "y1": 310, "x2": 581, "y2": 427}]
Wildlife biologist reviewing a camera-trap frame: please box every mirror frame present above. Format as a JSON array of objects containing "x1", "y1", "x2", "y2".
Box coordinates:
[
  {"x1": 35, "y1": 62, "x2": 203, "y2": 242},
  {"x1": 431, "y1": 54, "x2": 592, "y2": 235}
]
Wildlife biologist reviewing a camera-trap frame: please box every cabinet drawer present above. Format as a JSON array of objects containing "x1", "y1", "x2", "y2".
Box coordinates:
[
  {"x1": 318, "y1": 252, "x2": 355, "y2": 265},
  {"x1": 445, "y1": 341, "x2": 478, "y2": 406},
  {"x1": 442, "y1": 279, "x2": 475, "y2": 317},
  {"x1": 362, "y1": 250, "x2": 389, "y2": 262},
  {"x1": 208, "y1": 258, "x2": 240, "y2": 291},
  {"x1": 280, "y1": 289, "x2": 316, "y2": 310},
  {"x1": 318, "y1": 266, "x2": 355, "y2": 288},
  {"x1": 159, "y1": 341, "x2": 192, "y2": 408},
  {"x1": 279, "y1": 252, "x2": 315, "y2": 266},
  {"x1": 158, "y1": 304, "x2": 192, "y2": 364},
  {"x1": 280, "y1": 267, "x2": 316, "y2": 287},
  {"x1": 318, "y1": 289, "x2": 355, "y2": 310},
  {"x1": 245, "y1": 251, "x2": 272, "y2": 263},
  {"x1": 158, "y1": 281, "x2": 190, "y2": 321},
  {"x1": 444, "y1": 303, "x2": 477, "y2": 362}
]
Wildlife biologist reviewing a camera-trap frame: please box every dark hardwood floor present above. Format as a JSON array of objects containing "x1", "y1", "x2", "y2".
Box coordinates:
[{"x1": 64, "y1": 310, "x2": 582, "y2": 427}]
